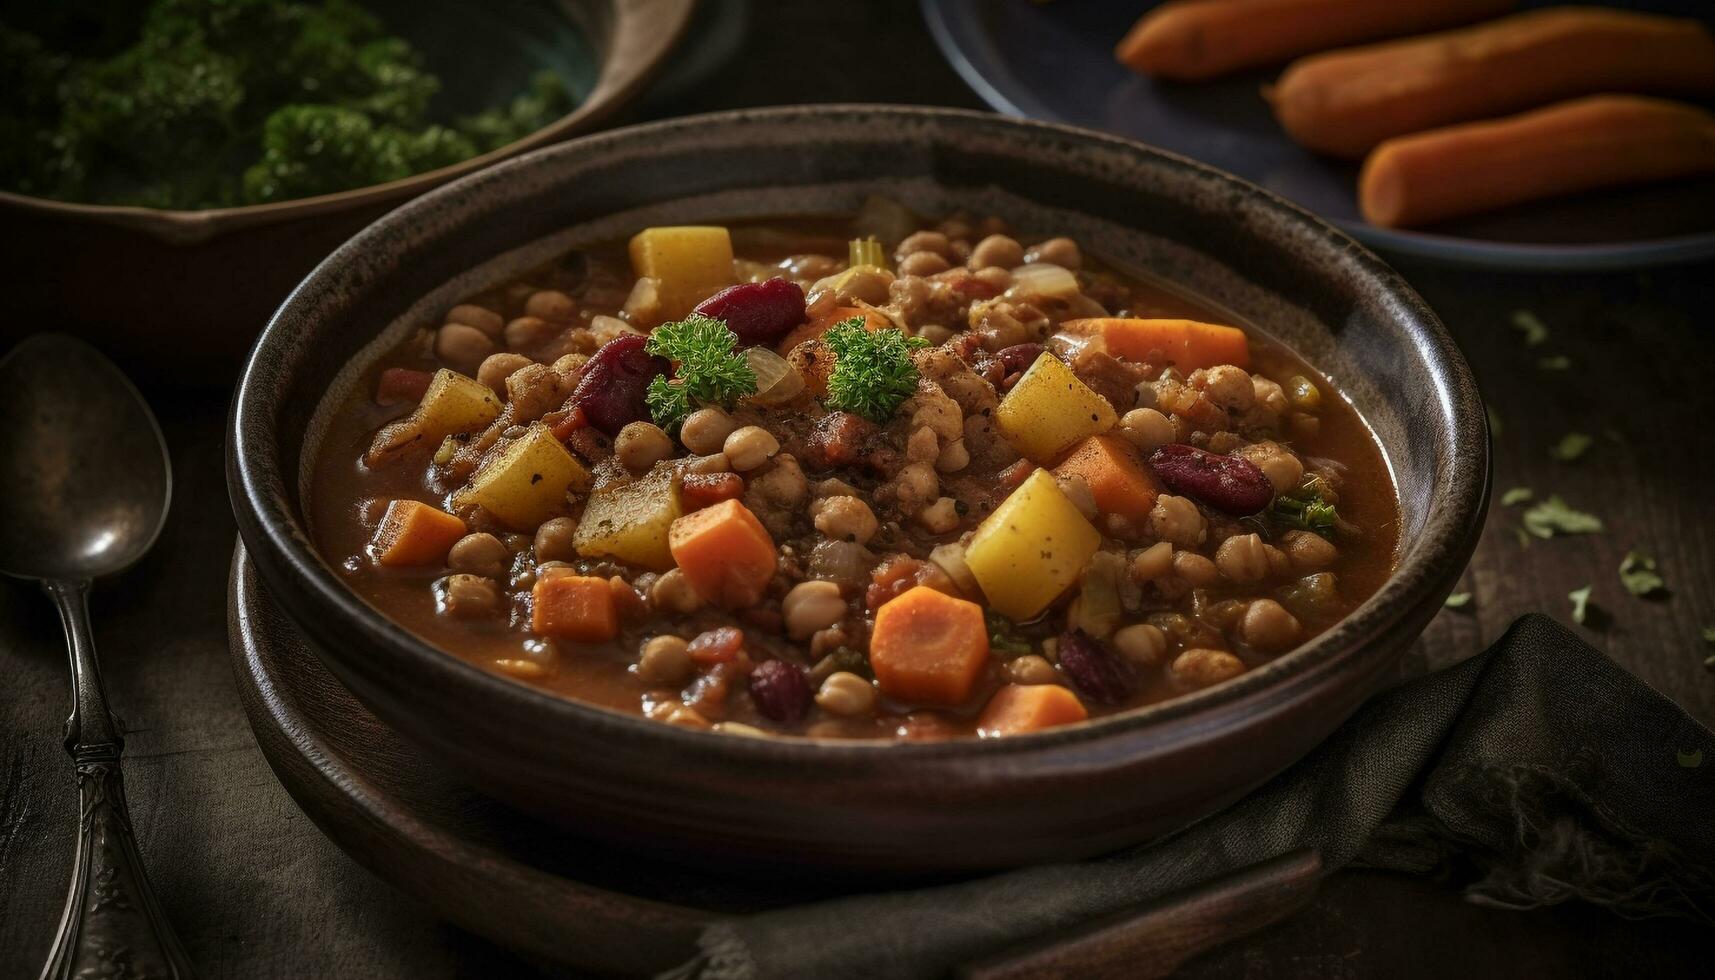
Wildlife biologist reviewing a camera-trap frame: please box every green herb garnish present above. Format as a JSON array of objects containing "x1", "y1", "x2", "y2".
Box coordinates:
[
  {"x1": 1549, "y1": 432, "x2": 1593, "y2": 463},
  {"x1": 1618, "y1": 550, "x2": 1665, "y2": 597},
  {"x1": 1538, "y1": 355, "x2": 1572, "y2": 371},
  {"x1": 1501, "y1": 487, "x2": 1533, "y2": 507},
  {"x1": 1522, "y1": 495, "x2": 1602, "y2": 539},
  {"x1": 1511, "y1": 310, "x2": 1549, "y2": 346},
  {"x1": 986, "y1": 609, "x2": 1033, "y2": 657},
  {"x1": 644, "y1": 313, "x2": 757, "y2": 431},
  {"x1": 1568, "y1": 585, "x2": 1594, "y2": 625},
  {"x1": 823, "y1": 317, "x2": 927, "y2": 423},
  {"x1": 1444, "y1": 592, "x2": 1472, "y2": 609},
  {"x1": 1270, "y1": 475, "x2": 1339, "y2": 540}
]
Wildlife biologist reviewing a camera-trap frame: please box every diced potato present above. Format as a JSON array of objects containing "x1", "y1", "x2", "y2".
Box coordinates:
[
  {"x1": 417, "y1": 368, "x2": 502, "y2": 438},
  {"x1": 456, "y1": 424, "x2": 591, "y2": 530},
  {"x1": 964, "y1": 469, "x2": 1102, "y2": 621},
  {"x1": 627, "y1": 226, "x2": 736, "y2": 324},
  {"x1": 573, "y1": 464, "x2": 682, "y2": 570},
  {"x1": 994, "y1": 353, "x2": 1117, "y2": 464}
]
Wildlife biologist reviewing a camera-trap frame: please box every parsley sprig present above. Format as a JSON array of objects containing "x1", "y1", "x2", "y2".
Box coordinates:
[
  {"x1": 823, "y1": 317, "x2": 927, "y2": 423},
  {"x1": 643, "y1": 313, "x2": 757, "y2": 431},
  {"x1": 1270, "y1": 475, "x2": 1339, "y2": 540}
]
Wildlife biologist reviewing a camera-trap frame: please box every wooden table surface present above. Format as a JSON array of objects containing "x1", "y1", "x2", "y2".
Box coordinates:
[{"x1": 2, "y1": 2, "x2": 1710, "y2": 976}]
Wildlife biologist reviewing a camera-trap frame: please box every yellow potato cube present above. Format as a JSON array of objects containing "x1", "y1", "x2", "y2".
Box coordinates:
[
  {"x1": 965, "y1": 468, "x2": 1102, "y2": 621},
  {"x1": 417, "y1": 368, "x2": 501, "y2": 438},
  {"x1": 456, "y1": 424, "x2": 590, "y2": 530},
  {"x1": 994, "y1": 352, "x2": 1117, "y2": 463},
  {"x1": 627, "y1": 226, "x2": 736, "y2": 323},
  {"x1": 572, "y1": 464, "x2": 682, "y2": 571}
]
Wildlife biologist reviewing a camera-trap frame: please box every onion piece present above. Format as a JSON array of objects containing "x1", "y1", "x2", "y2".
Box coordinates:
[
  {"x1": 1005, "y1": 262, "x2": 1079, "y2": 300},
  {"x1": 744, "y1": 346, "x2": 804, "y2": 405}
]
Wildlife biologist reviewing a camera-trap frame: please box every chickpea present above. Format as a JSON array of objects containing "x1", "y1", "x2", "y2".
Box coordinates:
[
  {"x1": 1264, "y1": 544, "x2": 1293, "y2": 579},
  {"x1": 1252, "y1": 376, "x2": 1289, "y2": 415},
  {"x1": 935, "y1": 439, "x2": 970, "y2": 474},
  {"x1": 477, "y1": 353, "x2": 533, "y2": 393},
  {"x1": 440, "y1": 574, "x2": 501, "y2": 618},
  {"x1": 533, "y1": 517, "x2": 580, "y2": 563},
  {"x1": 615, "y1": 421, "x2": 674, "y2": 473},
  {"x1": 1130, "y1": 541, "x2": 1174, "y2": 582},
  {"x1": 910, "y1": 392, "x2": 963, "y2": 441},
  {"x1": 1281, "y1": 530, "x2": 1338, "y2": 571},
  {"x1": 504, "y1": 315, "x2": 556, "y2": 350},
  {"x1": 448, "y1": 532, "x2": 509, "y2": 578},
  {"x1": 783, "y1": 580, "x2": 847, "y2": 640},
  {"x1": 973, "y1": 266, "x2": 1013, "y2": 293},
  {"x1": 524, "y1": 289, "x2": 577, "y2": 322},
  {"x1": 1215, "y1": 533, "x2": 1271, "y2": 584},
  {"x1": 680, "y1": 407, "x2": 737, "y2": 455},
  {"x1": 1007, "y1": 654, "x2": 1060, "y2": 686},
  {"x1": 1172, "y1": 550, "x2": 1220, "y2": 587},
  {"x1": 446, "y1": 304, "x2": 504, "y2": 338},
  {"x1": 650, "y1": 568, "x2": 703, "y2": 614},
  {"x1": 898, "y1": 251, "x2": 951, "y2": 277},
  {"x1": 494, "y1": 659, "x2": 548, "y2": 680},
  {"x1": 1114, "y1": 623, "x2": 1169, "y2": 666},
  {"x1": 637, "y1": 635, "x2": 693, "y2": 685},
  {"x1": 723, "y1": 425, "x2": 780, "y2": 472},
  {"x1": 435, "y1": 323, "x2": 494, "y2": 371},
  {"x1": 684, "y1": 452, "x2": 731, "y2": 474},
  {"x1": 813, "y1": 495, "x2": 878, "y2": 545},
  {"x1": 518, "y1": 636, "x2": 560, "y2": 669},
  {"x1": 968, "y1": 234, "x2": 1024, "y2": 270},
  {"x1": 590, "y1": 314, "x2": 644, "y2": 346},
  {"x1": 1056, "y1": 474, "x2": 1098, "y2": 521},
  {"x1": 550, "y1": 352, "x2": 589, "y2": 379},
  {"x1": 1242, "y1": 599, "x2": 1302, "y2": 653},
  {"x1": 816, "y1": 671, "x2": 878, "y2": 716},
  {"x1": 1198, "y1": 365, "x2": 1256, "y2": 411},
  {"x1": 917, "y1": 496, "x2": 961, "y2": 534},
  {"x1": 906, "y1": 425, "x2": 940, "y2": 463},
  {"x1": 1119, "y1": 408, "x2": 1176, "y2": 453},
  {"x1": 814, "y1": 478, "x2": 860, "y2": 499},
  {"x1": 1149, "y1": 494, "x2": 1207, "y2": 548},
  {"x1": 1023, "y1": 237, "x2": 1081, "y2": 270},
  {"x1": 1172, "y1": 648, "x2": 1246, "y2": 688},
  {"x1": 1236, "y1": 441, "x2": 1304, "y2": 495},
  {"x1": 895, "y1": 230, "x2": 953, "y2": 262},
  {"x1": 917, "y1": 323, "x2": 955, "y2": 346},
  {"x1": 817, "y1": 267, "x2": 892, "y2": 306},
  {"x1": 895, "y1": 462, "x2": 939, "y2": 508},
  {"x1": 749, "y1": 455, "x2": 808, "y2": 508}
]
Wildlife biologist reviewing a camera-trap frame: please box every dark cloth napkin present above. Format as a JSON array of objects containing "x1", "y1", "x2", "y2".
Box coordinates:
[{"x1": 665, "y1": 615, "x2": 1715, "y2": 980}]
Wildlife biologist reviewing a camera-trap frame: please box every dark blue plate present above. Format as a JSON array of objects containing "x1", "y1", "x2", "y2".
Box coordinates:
[{"x1": 923, "y1": 0, "x2": 1715, "y2": 270}]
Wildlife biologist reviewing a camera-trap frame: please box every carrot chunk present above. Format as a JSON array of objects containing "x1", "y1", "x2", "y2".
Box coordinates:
[
  {"x1": 774, "y1": 305, "x2": 888, "y2": 355},
  {"x1": 1360, "y1": 95, "x2": 1715, "y2": 229},
  {"x1": 668, "y1": 499, "x2": 778, "y2": 607},
  {"x1": 1063, "y1": 318, "x2": 1250, "y2": 372},
  {"x1": 371, "y1": 500, "x2": 466, "y2": 567},
  {"x1": 869, "y1": 586, "x2": 991, "y2": 706},
  {"x1": 531, "y1": 573, "x2": 618, "y2": 643},
  {"x1": 1052, "y1": 433, "x2": 1163, "y2": 523},
  {"x1": 976, "y1": 684, "x2": 1089, "y2": 737}
]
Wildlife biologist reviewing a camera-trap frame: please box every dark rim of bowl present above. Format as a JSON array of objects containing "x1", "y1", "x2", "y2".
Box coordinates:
[{"x1": 230, "y1": 103, "x2": 1488, "y2": 762}]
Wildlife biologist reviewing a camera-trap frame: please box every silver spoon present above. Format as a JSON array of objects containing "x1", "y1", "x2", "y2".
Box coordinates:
[{"x1": 0, "y1": 334, "x2": 193, "y2": 979}]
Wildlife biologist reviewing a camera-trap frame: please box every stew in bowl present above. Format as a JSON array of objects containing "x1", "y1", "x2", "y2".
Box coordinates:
[{"x1": 308, "y1": 205, "x2": 1400, "y2": 741}]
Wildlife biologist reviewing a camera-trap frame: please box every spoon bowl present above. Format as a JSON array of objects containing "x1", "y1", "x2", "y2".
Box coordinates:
[{"x1": 0, "y1": 334, "x2": 171, "y2": 581}]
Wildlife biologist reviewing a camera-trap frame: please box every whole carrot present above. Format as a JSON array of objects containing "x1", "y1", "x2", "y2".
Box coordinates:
[
  {"x1": 1270, "y1": 8, "x2": 1715, "y2": 159},
  {"x1": 1114, "y1": 0, "x2": 1516, "y2": 81},
  {"x1": 1358, "y1": 95, "x2": 1715, "y2": 229}
]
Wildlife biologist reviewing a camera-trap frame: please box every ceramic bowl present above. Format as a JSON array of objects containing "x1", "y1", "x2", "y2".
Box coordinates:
[
  {"x1": 228, "y1": 105, "x2": 1488, "y2": 872},
  {"x1": 0, "y1": 0, "x2": 695, "y2": 385}
]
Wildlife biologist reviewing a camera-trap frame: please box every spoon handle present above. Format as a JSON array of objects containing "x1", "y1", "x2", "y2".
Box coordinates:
[{"x1": 40, "y1": 579, "x2": 194, "y2": 980}]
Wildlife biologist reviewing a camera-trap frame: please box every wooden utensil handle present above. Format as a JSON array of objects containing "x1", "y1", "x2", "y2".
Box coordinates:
[
  {"x1": 956, "y1": 848, "x2": 1323, "y2": 980},
  {"x1": 40, "y1": 579, "x2": 194, "y2": 980}
]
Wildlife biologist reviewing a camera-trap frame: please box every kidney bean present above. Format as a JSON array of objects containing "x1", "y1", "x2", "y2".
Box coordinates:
[
  {"x1": 1057, "y1": 629, "x2": 1132, "y2": 704},
  {"x1": 1148, "y1": 443, "x2": 1274, "y2": 515},
  {"x1": 376, "y1": 367, "x2": 433, "y2": 406},
  {"x1": 694, "y1": 278, "x2": 806, "y2": 347},
  {"x1": 749, "y1": 659, "x2": 812, "y2": 724},
  {"x1": 995, "y1": 343, "x2": 1045, "y2": 376},
  {"x1": 570, "y1": 335, "x2": 669, "y2": 436}
]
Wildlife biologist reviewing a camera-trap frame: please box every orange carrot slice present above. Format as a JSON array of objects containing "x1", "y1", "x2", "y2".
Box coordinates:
[
  {"x1": 531, "y1": 573, "x2": 618, "y2": 643},
  {"x1": 976, "y1": 684, "x2": 1089, "y2": 736},
  {"x1": 371, "y1": 500, "x2": 466, "y2": 567},
  {"x1": 667, "y1": 499, "x2": 778, "y2": 607},
  {"x1": 869, "y1": 585, "x2": 991, "y2": 706}
]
